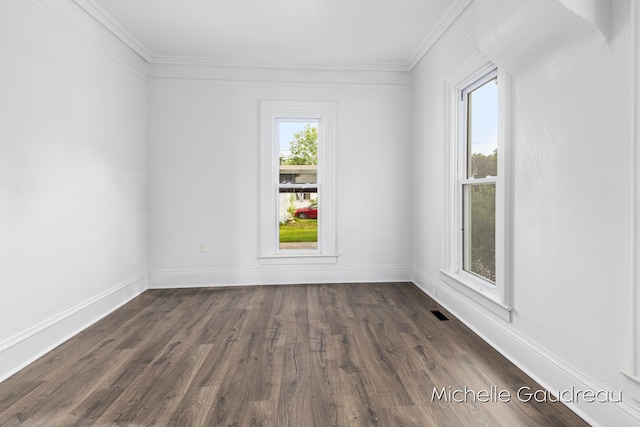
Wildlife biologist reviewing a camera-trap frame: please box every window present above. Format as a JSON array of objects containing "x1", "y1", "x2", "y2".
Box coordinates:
[
  {"x1": 278, "y1": 121, "x2": 318, "y2": 250},
  {"x1": 461, "y1": 71, "x2": 498, "y2": 284},
  {"x1": 259, "y1": 101, "x2": 337, "y2": 264},
  {"x1": 442, "y1": 62, "x2": 512, "y2": 320}
]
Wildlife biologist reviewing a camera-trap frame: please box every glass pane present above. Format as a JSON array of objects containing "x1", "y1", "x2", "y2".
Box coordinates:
[
  {"x1": 278, "y1": 121, "x2": 318, "y2": 250},
  {"x1": 279, "y1": 192, "x2": 318, "y2": 250},
  {"x1": 463, "y1": 184, "x2": 496, "y2": 283},
  {"x1": 279, "y1": 122, "x2": 318, "y2": 184},
  {"x1": 467, "y1": 77, "x2": 498, "y2": 179}
]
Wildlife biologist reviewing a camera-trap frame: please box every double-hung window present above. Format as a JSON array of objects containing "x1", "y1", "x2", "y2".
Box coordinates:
[
  {"x1": 259, "y1": 101, "x2": 337, "y2": 264},
  {"x1": 460, "y1": 70, "x2": 498, "y2": 284},
  {"x1": 443, "y1": 62, "x2": 512, "y2": 320}
]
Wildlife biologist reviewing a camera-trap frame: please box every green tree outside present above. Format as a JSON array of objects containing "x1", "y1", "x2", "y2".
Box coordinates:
[
  {"x1": 280, "y1": 124, "x2": 317, "y2": 165},
  {"x1": 467, "y1": 149, "x2": 497, "y2": 282},
  {"x1": 469, "y1": 184, "x2": 496, "y2": 282},
  {"x1": 469, "y1": 149, "x2": 497, "y2": 178}
]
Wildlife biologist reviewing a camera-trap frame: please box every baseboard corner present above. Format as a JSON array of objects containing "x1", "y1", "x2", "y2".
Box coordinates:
[{"x1": 0, "y1": 274, "x2": 148, "y2": 383}]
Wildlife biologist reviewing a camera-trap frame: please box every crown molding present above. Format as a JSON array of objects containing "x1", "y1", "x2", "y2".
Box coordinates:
[
  {"x1": 406, "y1": 0, "x2": 474, "y2": 71},
  {"x1": 147, "y1": 63, "x2": 412, "y2": 88},
  {"x1": 72, "y1": 0, "x2": 153, "y2": 63},
  {"x1": 26, "y1": 0, "x2": 148, "y2": 80},
  {"x1": 72, "y1": 0, "x2": 470, "y2": 74},
  {"x1": 150, "y1": 55, "x2": 409, "y2": 73},
  {"x1": 71, "y1": 0, "x2": 409, "y2": 73}
]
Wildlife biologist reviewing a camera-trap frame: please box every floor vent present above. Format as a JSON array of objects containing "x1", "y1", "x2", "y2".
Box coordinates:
[{"x1": 431, "y1": 309, "x2": 449, "y2": 321}]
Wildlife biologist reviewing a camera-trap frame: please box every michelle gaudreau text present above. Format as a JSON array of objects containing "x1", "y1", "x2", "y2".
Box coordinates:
[{"x1": 431, "y1": 386, "x2": 623, "y2": 404}]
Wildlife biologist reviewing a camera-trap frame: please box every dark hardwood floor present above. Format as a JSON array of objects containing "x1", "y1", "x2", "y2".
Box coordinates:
[{"x1": 0, "y1": 283, "x2": 588, "y2": 426}]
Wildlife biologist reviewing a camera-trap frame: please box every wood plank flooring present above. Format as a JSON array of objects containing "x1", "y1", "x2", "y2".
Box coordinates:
[{"x1": 0, "y1": 283, "x2": 589, "y2": 426}]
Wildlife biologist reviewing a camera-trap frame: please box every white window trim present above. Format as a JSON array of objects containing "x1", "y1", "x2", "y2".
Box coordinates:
[
  {"x1": 258, "y1": 101, "x2": 337, "y2": 265},
  {"x1": 441, "y1": 58, "x2": 513, "y2": 321},
  {"x1": 624, "y1": 0, "x2": 640, "y2": 388}
]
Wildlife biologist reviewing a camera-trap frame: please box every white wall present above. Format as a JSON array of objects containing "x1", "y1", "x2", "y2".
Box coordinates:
[
  {"x1": 0, "y1": 0, "x2": 148, "y2": 380},
  {"x1": 147, "y1": 73, "x2": 414, "y2": 287},
  {"x1": 412, "y1": 1, "x2": 640, "y2": 425},
  {"x1": 4, "y1": 1, "x2": 638, "y2": 424}
]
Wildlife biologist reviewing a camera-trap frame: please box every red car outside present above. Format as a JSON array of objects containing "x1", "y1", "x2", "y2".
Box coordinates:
[{"x1": 294, "y1": 206, "x2": 317, "y2": 219}]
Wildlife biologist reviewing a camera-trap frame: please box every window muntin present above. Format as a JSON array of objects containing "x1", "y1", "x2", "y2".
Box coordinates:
[{"x1": 460, "y1": 70, "x2": 498, "y2": 285}]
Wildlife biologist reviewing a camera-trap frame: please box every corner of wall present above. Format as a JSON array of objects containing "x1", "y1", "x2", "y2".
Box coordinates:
[
  {"x1": 0, "y1": 274, "x2": 148, "y2": 383},
  {"x1": 28, "y1": 0, "x2": 149, "y2": 79}
]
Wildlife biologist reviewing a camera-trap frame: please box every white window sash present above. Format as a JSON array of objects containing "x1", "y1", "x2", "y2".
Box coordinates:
[
  {"x1": 441, "y1": 58, "x2": 512, "y2": 321},
  {"x1": 259, "y1": 101, "x2": 337, "y2": 265},
  {"x1": 457, "y1": 69, "x2": 498, "y2": 287}
]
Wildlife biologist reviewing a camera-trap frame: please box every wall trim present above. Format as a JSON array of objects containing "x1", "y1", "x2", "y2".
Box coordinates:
[
  {"x1": 631, "y1": 0, "x2": 640, "y2": 388},
  {"x1": 28, "y1": 0, "x2": 148, "y2": 81},
  {"x1": 411, "y1": 29, "x2": 478, "y2": 90},
  {"x1": 407, "y1": 0, "x2": 473, "y2": 70},
  {"x1": 411, "y1": 269, "x2": 640, "y2": 427},
  {"x1": 71, "y1": 0, "x2": 407, "y2": 73},
  {"x1": 411, "y1": 266, "x2": 438, "y2": 297},
  {"x1": 146, "y1": 60, "x2": 412, "y2": 87},
  {"x1": 148, "y1": 75, "x2": 412, "y2": 90},
  {"x1": 71, "y1": 0, "x2": 472, "y2": 76},
  {"x1": 0, "y1": 274, "x2": 148, "y2": 383},
  {"x1": 72, "y1": 0, "x2": 153, "y2": 62},
  {"x1": 148, "y1": 265, "x2": 412, "y2": 289},
  {"x1": 151, "y1": 55, "x2": 408, "y2": 73}
]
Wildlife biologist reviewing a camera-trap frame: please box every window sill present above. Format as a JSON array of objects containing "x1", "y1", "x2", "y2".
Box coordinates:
[
  {"x1": 439, "y1": 270, "x2": 512, "y2": 322},
  {"x1": 258, "y1": 253, "x2": 338, "y2": 266}
]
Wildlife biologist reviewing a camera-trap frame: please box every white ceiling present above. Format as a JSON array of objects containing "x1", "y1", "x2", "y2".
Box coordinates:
[{"x1": 84, "y1": 0, "x2": 468, "y2": 69}]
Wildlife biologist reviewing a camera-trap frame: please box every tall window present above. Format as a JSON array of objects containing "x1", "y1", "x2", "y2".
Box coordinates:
[
  {"x1": 443, "y1": 63, "x2": 511, "y2": 320},
  {"x1": 278, "y1": 121, "x2": 318, "y2": 250},
  {"x1": 460, "y1": 70, "x2": 498, "y2": 284},
  {"x1": 259, "y1": 101, "x2": 337, "y2": 264}
]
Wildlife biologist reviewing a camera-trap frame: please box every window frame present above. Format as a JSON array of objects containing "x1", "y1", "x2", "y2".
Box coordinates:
[
  {"x1": 624, "y1": 0, "x2": 640, "y2": 388},
  {"x1": 458, "y1": 69, "x2": 498, "y2": 287},
  {"x1": 442, "y1": 59, "x2": 513, "y2": 321},
  {"x1": 258, "y1": 101, "x2": 337, "y2": 265}
]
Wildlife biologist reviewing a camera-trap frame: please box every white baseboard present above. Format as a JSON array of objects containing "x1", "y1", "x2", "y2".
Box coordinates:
[
  {"x1": 148, "y1": 265, "x2": 413, "y2": 289},
  {"x1": 0, "y1": 274, "x2": 148, "y2": 383},
  {"x1": 411, "y1": 267, "x2": 640, "y2": 427},
  {"x1": 411, "y1": 266, "x2": 438, "y2": 296}
]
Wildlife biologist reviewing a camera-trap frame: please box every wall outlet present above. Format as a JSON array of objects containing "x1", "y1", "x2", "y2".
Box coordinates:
[{"x1": 200, "y1": 243, "x2": 207, "y2": 253}]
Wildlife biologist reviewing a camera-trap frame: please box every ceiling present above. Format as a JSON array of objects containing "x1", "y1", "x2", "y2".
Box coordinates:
[{"x1": 83, "y1": 0, "x2": 469, "y2": 70}]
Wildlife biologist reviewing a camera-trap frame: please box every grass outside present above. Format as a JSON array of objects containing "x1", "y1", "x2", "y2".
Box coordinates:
[{"x1": 279, "y1": 219, "x2": 318, "y2": 242}]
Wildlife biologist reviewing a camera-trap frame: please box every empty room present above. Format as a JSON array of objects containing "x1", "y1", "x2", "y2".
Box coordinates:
[{"x1": 1, "y1": 0, "x2": 640, "y2": 425}]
